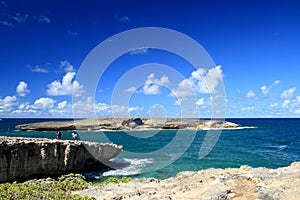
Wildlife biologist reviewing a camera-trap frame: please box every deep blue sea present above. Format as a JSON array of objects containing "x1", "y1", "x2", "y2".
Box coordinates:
[{"x1": 1, "y1": 118, "x2": 300, "y2": 180}]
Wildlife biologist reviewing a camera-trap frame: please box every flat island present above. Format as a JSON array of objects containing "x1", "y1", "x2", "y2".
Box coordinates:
[{"x1": 15, "y1": 117, "x2": 240, "y2": 131}]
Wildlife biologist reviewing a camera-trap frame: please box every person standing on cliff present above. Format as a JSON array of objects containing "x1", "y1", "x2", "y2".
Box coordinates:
[
  {"x1": 72, "y1": 130, "x2": 78, "y2": 142},
  {"x1": 56, "y1": 130, "x2": 62, "y2": 140}
]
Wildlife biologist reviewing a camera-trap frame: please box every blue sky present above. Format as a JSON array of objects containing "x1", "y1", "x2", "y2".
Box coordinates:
[{"x1": 0, "y1": 0, "x2": 300, "y2": 118}]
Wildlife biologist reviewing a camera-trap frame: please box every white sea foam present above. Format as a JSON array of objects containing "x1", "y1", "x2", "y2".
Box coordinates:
[
  {"x1": 101, "y1": 158, "x2": 155, "y2": 177},
  {"x1": 268, "y1": 145, "x2": 288, "y2": 151}
]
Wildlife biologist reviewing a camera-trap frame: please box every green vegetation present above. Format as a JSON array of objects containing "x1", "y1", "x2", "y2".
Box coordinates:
[
  {"x1": 0, "y1": 174, "x2": 131, "y2": 200},
  {"x1": 96, "y1": 176, "x2": 131, "y2": 185}
]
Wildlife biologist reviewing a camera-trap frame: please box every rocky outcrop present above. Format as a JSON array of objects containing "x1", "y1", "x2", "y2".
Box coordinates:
[
  {"x1": 15, "y1": 118, "x2": 240, "y2": 131},
  {"x1": 0, "y1": 136, "x2": 123, "y2": 183},
  {"x1": 75, "y1": 162, "x2": 300, "y2": 200}
]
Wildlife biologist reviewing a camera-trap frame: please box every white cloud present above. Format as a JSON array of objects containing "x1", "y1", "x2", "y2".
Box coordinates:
[
  {"x1": 0, "y1": 17, "x2": 13, "y2": 27},
  {"x1": 114, "y1": 13, "x2": 130, "y2": 22},
  {"x1": 292, "y1": 96, "x2": 300, "y2": 107},
  {"x1": 195, "y1": 98, "x2": 205, "y2": 106},
  {"x1": 273, "y1": 80, "x2": 280, "y2": 85},
  {"x1": 9, "y1": 13, "x2": 29, "y2": 23},
  {"x1": 111, "y1": 105, "x2": 142, "y2": 116},
  {"x1": 246, "y1": 90, "x2": 256, "y2": 98},
  {"x1": 140, "y1": 73, "x2": 169, "y2": 95},
  {"x1": 241, "y1": 106, "x2": 255, "y2": 112},
  {"x1": 173, "y1": 99, "x2": 182, "y2": 106},
  {"x1": 129, "y1": 47, "x2": 148, "y2": 55},
  {"x1": 260, "y1": 85, "x2": 268, "y2": 95},
  {"x1": 72, "y1": 96, "x2": 143, "y2": 117},
  {"x1": 171, "y1": 79, "x2": 194, "y2": 98},
  {"x1": 47, "y1": 72, "x2": 84, "y2": 97},
  {"x1": 60, "y1": 60, "x2": 75, "y2": 72},
  {"x1": 124, "y1": 86, "x2": 136, "y2": 93},
  {"x1": 282, "y1": 100, "x2": 291, "y2": 109},
  {"x1": 261, "y1": 80, "x2": 280, "y2": 95},
  {"x1": 171, "y1": 65, "x2": 223, "y2": 99},
  {"x1": 31, "y1": 65, "x2": 48, "y2": 73},
  {"x1": 0, "y1": 96, "x2": 18, "y2": 113},
  {"x1": 120, "y1": 16, "x2": 130, "y2": 22},
  {"x1": 57, "y1": 101, "x2": 67, "y2": 110},
  {"x1": 35, "y1": 15, "x2": 51, "y2": 23},
  {"x1": 280, "y1": 87, "x2": 296, "y2": 99},
  {"x1": 270, "y1": 103, "x2": 278, "y2": 108},
  {"x1": 32, "y1": 97, "x2": 56, "y2": 110},
  {"x1": 16, "y1": 81, "x2": 30, "y2": 97}
]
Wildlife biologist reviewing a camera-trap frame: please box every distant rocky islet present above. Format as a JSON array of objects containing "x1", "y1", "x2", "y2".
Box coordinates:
[{"x1": 15, "y1": 117, "x2": 241, "y2": 131}]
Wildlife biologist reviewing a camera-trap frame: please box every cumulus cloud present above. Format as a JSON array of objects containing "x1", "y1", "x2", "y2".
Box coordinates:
[
  {"x1": 0, "y1": 96, "x2": 18, "y2": 113},
  {"x1": 47, "y1": 72, "x2": 84, "y2": 97},
  {"x1": 32, "y1": 97, "x2": 56, "y2": 110},
  {"x1": 195, "y1": 98, "x2": 205, "y2": 106},
  {"x1": 246, "y1": 90, "x2": 256, "y2": 98},
  {"x1": 57, "y1": 101, "x2": 68, "y2": 110},
  {"x1": 30, "y1": 65, "x2": 48, "y2": 73},
  {"x1": 261, "y1": 80, "x2": 280, "y2": 95},
  {"x1": 60, "y1": 60, "x2": 75, "y2": 72},
  {"x1": 282, "y1": 100, "x2": 291, "y2": 109},
  {"x1": 136, "y1": 73, "x2": 169, "y2": 95},
  {"x1": 280, "y1": 87, "x2": 296, "y2": 99},
  {"x1": 124, "y1": 86, "x2": 136, "y2": 93},
  {"x1": 72, "y1": 96, "x2": 143, "y2": 117},
  {"x1": 171, "y1": 65, "x2": 223, "y2": 99},
  {"x1": 16, "y1": 81, "x2": 30, "y2": 97},
  {"x1": 269, "y1": 103, "x2": 278, "y2": 108},
  {"x1": 111, "y1": 105, "x2": 142, "y2": 116},
  {"x1": 10, "y1": 98, "x2": 73, "y2": 117}
]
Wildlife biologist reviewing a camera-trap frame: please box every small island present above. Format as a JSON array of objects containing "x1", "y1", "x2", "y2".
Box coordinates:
[{"x1": 15, "y1": 118, "x2": 240, "y2": 131}]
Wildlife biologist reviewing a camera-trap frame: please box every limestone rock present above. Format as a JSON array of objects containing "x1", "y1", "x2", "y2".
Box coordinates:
[
  {"x1": 0, "y1": 136, "x2": 123, "y2": 183},
  {"x1": 74, "y1": 162, "x2": 300, "y2": 200}
]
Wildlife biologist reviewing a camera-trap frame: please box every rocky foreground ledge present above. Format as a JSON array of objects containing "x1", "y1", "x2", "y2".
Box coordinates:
[
  {"x1": 15, "y1": 118, "x2": 240, "y2": 131},
  {"x1": 75, "y1": 162, "x2": 300, "y2": 200},
  {"x1": 0, "y1": 137, "x2": 123, "y2": 183}
]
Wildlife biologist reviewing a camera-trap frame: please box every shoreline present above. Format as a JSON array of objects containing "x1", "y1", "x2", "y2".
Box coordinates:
[
  {"x1": 1, "y1": 161, "x2": 299, "y2": 199},
  {"x1": 74, "y1": 161, "x2": 300, "y2": 200}
]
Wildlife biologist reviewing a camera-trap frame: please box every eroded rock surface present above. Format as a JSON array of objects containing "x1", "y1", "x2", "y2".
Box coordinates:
[
  {"x1": 15, "y1": 118, "x2": 240, "y2": 131},
  {"x1": 0, "y1": 136, "x2": 123, "y2": 183},
  {"x1": 74, "y1": 162, "x2": 300, "y2": 200}
]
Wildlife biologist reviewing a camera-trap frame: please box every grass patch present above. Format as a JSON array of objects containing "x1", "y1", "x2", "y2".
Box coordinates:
[{"x1": 0, "y1": 174, "x2": 131, "y2": 200}]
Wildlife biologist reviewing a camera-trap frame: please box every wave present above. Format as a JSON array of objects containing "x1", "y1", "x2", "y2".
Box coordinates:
[
  {"x1": 83, "y1": 158, "x2": 155, "y2": 179},
  {"x1": 102, "y1": 158, "x2": 155, "y2": 177},
  {"x1": 267, "y1": 145, "x2": 288, "y2": 151}
]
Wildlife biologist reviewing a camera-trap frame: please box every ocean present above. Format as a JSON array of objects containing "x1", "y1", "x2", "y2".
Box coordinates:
[{"x1": 1, "y1": 118, "x2": 300, "y2": 180}]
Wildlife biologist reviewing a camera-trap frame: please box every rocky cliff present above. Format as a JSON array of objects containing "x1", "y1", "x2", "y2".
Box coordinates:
[
  {"x1": 75, "y1": 162, "x2": 300, "y2": 200},
  {"x1": 15, "y1": 118, "x2": 240, "y2": 131},
  {"x1": 0, "y1": 136, "x2": 123, "y2": 183}
]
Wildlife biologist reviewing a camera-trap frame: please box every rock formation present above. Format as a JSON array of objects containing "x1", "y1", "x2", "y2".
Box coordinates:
[
  {"x1": 74, "y1": 162, "x2": 300, "y2": 200},
  {"x1": 0, "y1": 136, "x2": 123, "y2": 183},
  {"x1": 15, "y1": 118, "x2": 240, "y2": 131}
]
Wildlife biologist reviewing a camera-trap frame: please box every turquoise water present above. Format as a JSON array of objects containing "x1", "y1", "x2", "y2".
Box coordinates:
[{"x1": 1, "y1": 118, "x2": 300, "y2": 180}]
